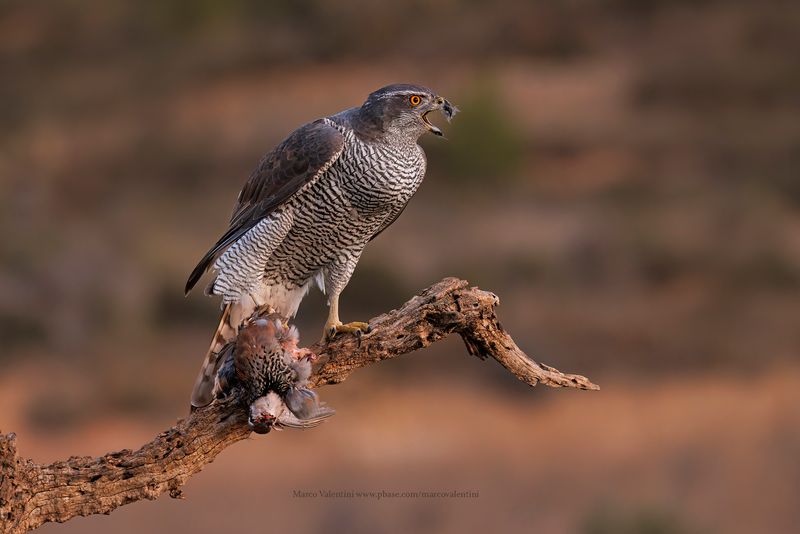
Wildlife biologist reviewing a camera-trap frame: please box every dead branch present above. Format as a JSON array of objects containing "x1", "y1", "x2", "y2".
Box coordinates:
[{"x1": 0, "y1": 277, "x2": 597, "y2": 533}]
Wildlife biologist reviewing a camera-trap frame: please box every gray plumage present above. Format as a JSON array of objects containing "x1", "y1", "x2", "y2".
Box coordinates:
[
  {"x1": 248, "y1": 392, "x2": 332, "y2": 434},
  {"x1": 215, "y1": 317, "x2": 334, "y2": 434},
  {"x1": 187, "y1": 84, "x2": 457, "y2": 408}
]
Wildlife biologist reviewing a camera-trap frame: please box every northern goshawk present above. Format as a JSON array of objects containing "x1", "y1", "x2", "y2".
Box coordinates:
[{"x1": 185, "y1": 83, "x2": 457, "y2": 408}]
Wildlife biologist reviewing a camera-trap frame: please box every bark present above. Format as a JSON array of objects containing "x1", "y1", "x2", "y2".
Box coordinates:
[{"x1": 0, "y1": 278, "x2": 597, "y2": 533}]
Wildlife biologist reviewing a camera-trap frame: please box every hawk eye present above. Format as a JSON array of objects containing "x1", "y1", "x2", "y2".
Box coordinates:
[{"x1": 409, "y1": 95, "x2": 422, "y2": 107}]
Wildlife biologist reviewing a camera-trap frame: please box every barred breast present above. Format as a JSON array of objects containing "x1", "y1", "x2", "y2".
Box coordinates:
[{"x1": 261, "y1": 120, "x2": 427, "y2": 297}]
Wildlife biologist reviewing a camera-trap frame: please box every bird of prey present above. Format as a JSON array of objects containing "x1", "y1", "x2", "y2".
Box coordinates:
[
  {"x1": 185, "y1": 83, "x2": 457, "y2": 408},
  {"x1": 215, "y1": 317, "x2": 335, "y2": 434}
]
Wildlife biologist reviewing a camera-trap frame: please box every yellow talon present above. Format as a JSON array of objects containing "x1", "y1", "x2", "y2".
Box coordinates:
[
  {"x1": 323, "y1": 321, "x2": 371, "y2": 342},
  {"x1": 323, "y1": 294, "x2": 370, "y2": 342},
  {"x1": 337, "y1": 321, "x2": 370, "y2": 334}
]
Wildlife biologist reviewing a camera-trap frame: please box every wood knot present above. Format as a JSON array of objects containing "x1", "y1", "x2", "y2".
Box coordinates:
[
  {"x1": 168, "y1": 481, "x2": 185, "y2": 499},
  {"x1": 423, "y1": 309, "x2": 463, "y2": 328}
]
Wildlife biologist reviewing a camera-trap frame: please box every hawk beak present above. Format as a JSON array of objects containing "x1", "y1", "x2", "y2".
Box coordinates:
[
  {"x1": 422, "y1": 111, "x2": 443, "y2": 136},
  {"x1": 422, "y1": 97, "x2": 458, "y2": 137},
  {"x1": 440, "y1": 98, "x2": 458, "y2": 122}
]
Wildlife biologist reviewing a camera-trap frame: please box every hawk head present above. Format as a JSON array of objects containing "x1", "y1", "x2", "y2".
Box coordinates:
[{"x1": 357, "y1": 83, "x2": 458, "y2": 140}]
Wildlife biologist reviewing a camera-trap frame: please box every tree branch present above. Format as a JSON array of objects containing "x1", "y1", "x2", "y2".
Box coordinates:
[{"x1": 0, "y1": 278, "x2": 597, "y2": 533}]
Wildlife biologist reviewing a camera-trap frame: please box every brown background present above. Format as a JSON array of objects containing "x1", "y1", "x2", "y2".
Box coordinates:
[{"x1": 1, "y1": 1, "x2": 799, "y2": 533}]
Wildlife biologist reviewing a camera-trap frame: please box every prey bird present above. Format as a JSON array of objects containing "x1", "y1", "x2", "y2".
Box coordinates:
[
  {"x1": 185, "y1": 83, "x2": 457, "y2": 408},
  {"x1": 215, "y1": 318, "x2": 335, "y2": 433},
  {"x1": 247, "y1": 392, "x2": 329, "y2": 434}
]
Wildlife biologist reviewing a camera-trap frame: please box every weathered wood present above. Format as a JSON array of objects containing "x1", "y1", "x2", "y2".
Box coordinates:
[{"x1": 0, "y1": 278, "x2": 597, "y2": 533}]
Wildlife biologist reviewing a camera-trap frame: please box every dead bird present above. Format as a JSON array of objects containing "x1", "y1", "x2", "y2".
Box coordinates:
[{"x1": 215, "y1": 317, "x2": 334, "y2": 433}]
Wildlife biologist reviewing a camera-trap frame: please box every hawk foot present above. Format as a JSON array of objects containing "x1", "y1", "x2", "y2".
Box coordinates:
[{"x1": 324, "y1": 321, "x2": 371, "y2": 342}]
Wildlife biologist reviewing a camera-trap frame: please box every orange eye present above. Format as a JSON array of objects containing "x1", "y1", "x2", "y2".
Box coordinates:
[{"x1": 409, "y1": 95, "x2": 422, "y2": 106}]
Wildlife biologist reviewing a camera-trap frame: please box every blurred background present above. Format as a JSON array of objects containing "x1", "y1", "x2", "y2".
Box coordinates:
[{"x1": 1, "y1": 0, "x2": 799, "y2": 532}]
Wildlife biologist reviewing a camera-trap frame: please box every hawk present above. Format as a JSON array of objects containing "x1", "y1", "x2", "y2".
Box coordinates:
[{"x1": 185, "y1": 83, "x2": 457, "y2": 408}]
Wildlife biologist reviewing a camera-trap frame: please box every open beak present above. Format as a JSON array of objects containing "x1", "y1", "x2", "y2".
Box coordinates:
[{"x1": 422, "y1": 97, "x2": 458, "y2": 137}]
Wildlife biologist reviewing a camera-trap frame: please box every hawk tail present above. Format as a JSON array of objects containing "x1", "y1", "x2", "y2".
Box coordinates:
[{"x1": 191, "y1": 304, "x2": 238, "y2": 409}]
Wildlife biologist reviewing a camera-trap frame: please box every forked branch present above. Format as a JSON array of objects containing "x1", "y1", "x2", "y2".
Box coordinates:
[{"x1": 0, "y1": 277, "x2": 597, "y2": 533}]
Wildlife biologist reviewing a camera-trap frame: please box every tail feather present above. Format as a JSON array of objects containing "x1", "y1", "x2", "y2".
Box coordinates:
[{"x1": 191, "y1": 304, "x2": 237, "y2": 408}]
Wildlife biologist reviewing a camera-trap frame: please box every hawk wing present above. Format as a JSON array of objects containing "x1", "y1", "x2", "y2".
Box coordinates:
[{"x1": 185, "y1": 119, "x2": 344, "y2": 294}]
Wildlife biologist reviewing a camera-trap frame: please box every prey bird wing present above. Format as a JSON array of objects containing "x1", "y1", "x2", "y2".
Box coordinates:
[
  {"x1": 276, "y1": 406, "x2": 336, "y2": 430},
  {"x1": 185, "y1": 119, "x2": 345, "y2": 295}
]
